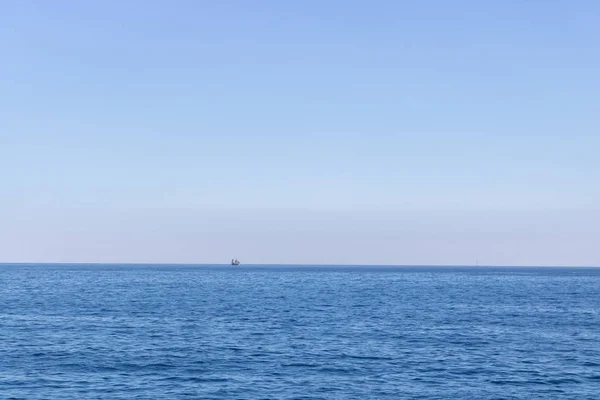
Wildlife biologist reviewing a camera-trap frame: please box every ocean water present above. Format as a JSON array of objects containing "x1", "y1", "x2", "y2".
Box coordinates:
[{"x1": 1, "y1": 264, "x2": 599, "y2": 399}]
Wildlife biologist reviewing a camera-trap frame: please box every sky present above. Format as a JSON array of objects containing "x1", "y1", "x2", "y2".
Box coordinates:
[{"x1": 1, "y1": 0, "x2": 599, "y2": 266}]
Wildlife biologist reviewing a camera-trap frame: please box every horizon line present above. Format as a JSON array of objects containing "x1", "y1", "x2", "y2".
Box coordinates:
[{"x1": 1, "y1": 262, "x2": 598, "y2": 268}]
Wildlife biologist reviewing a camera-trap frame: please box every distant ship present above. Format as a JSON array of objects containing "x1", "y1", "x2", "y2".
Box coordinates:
[{"x1": 231, "y1": 258, "x2": 240, "y2": 266}]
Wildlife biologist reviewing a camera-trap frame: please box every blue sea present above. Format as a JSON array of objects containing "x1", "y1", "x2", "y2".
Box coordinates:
[{"x1": 1, "y1": 264, "x2": 599, "y2": 399}]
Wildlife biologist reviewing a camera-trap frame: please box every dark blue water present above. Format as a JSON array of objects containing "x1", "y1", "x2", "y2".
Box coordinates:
[{"x1": 1, "y1": 264, "x2": 599, "y2": 399}]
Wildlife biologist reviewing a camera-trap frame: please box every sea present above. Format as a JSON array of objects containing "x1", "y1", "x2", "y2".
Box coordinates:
[{"x1": 1, "y1": 264, "x2": 599, "y2": 399}]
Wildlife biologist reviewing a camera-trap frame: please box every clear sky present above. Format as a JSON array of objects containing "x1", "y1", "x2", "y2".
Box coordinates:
[{"x1": 1, "y1": 1, "x2": 598, "y2": 265}]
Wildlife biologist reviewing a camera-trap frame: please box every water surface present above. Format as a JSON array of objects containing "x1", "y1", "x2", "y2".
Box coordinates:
[{"x1": 1, "y1": 264, "x2": 599, "y2": 399}]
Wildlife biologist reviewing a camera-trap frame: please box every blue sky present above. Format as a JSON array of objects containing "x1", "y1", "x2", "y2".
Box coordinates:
[{"x1": 1, "y1": 1, "x2": 598, "y2": 265}]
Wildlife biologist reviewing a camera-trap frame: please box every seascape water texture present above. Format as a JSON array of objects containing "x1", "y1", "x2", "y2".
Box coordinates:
[{"x1": 1, "y1": 264, "x2": 599, "y2": 399}]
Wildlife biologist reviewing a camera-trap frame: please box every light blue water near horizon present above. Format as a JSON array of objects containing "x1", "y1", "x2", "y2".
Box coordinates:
[{"x1": 1, "y1": 264, "x2": 599, "y2": 399}]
